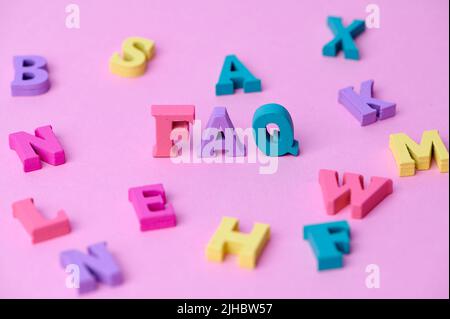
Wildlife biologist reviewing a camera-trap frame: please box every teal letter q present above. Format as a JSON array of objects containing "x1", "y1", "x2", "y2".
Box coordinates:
[{"x1": 252, "y1": 103, "x2": 299, "y2": 157}]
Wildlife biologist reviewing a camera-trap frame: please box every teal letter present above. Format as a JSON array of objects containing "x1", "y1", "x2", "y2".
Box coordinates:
[
  {"x1": 252, "y1": 103, "x2": 299, "y2": 156},
  {"x1": 215, "y1": 55, "x2": 261, "y2": 96},
  {"x1": 303, "y1": 221, "x2": 350, "y2": 271},
  {"x1": 322, "y1": 16, "x2": 366, "y2": 60}
]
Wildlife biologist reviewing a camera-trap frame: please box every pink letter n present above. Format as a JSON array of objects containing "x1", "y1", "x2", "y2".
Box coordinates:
[
  {"x1": 128, "y1": 184, "x2": 176, "y2": 231},
  {"x1": 9, "y1": 125, "x2": 65, "y2": 172}
]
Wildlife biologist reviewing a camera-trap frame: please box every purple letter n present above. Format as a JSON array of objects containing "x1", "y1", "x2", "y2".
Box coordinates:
[{"x1": 60, "y1": 242, "x2": 124, "y2": 294}]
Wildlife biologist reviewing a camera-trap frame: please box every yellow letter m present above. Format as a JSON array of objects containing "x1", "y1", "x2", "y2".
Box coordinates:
[{"x1": 389, "y1": 130, "x2": 449, "y2": 177}]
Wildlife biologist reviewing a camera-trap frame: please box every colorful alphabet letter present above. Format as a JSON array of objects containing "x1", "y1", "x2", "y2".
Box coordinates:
[
  {"x1": 215, "y1": 55, "x2": 261, "y2": 95},
  {"x1": 304, "y1": 221, "x2": 350, "y2": 271},
  {"x1": 322, "y1": 16, "x2": 366, "y2": 60},
  {"x1": 9, "y1": 125, "x2": 66, "y2": 172},
  {"x1": 11, "y1": 55, "x2": 50, "y2": 96},
  {"x1": 109, "y1": 36, "x2": 155, "y2": 77},
  {"x1": 128, "y1": 184, "x2": 176, "y2": 231},
  {"x1": 338, "y1": 80, "x2": 396, "y2": 126},
  {"x1": 60, "y1": 242, "x2": 124, "y2": 294},
  {"x1": 206, "y1": 217, "x2": 270, "y2": 269},
  {"x1": 201, "y1": 107, "x2": 246, "y2": 157},
  {"x1": 12, "y1": 198, "x2": 71, "y2": 244},
  {"x1": 252, "y1": 103, "x2": 299, "y2": 157},
  {"x1": 389, "y1": 130, "x2": 449, "y2": 176},
  {"x1": 319, "y1": 169, "x2": 393, "y2": 219},
  {"x1": 151, "y1": 105, "x2": 195, "y2": 157}
]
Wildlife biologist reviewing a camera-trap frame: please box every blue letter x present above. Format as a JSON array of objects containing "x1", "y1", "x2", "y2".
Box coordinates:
[{"x1": 322, "y1": 16, "x2": 366, "y2": 60}]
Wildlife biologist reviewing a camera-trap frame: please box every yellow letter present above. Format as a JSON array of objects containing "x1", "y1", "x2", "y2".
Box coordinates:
[
  {"x1": 206, "y1": 217, "x2": 270, "y2": 269},
  {"x1": 389, "y1": 130, "x2": 449, "y2": 176},
  {"x1": 109, "y1": 36, "x2": 155, "y2": 77}
]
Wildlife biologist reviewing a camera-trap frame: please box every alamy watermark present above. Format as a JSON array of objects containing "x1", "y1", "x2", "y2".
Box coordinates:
[
  {"x1": 65, "y1": 264, "x2": 80, "y2": 289},
  {"x1": 169, "y1": 120, "x2": 279, "y2": 175},
  {"x1": 365, "y1": 4, "x2": 380, "y2": 29},
  {"x1": 365, "y1": 264, "x2": 381, "y2": 288},
  {"x1": 65, "y1": 4, "x2": 80, "y2": 29}
]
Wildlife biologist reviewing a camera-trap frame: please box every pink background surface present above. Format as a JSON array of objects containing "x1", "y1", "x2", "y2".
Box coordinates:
[{"x1": 0, "y1": 0, "x2": 448, "y2": 298}]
